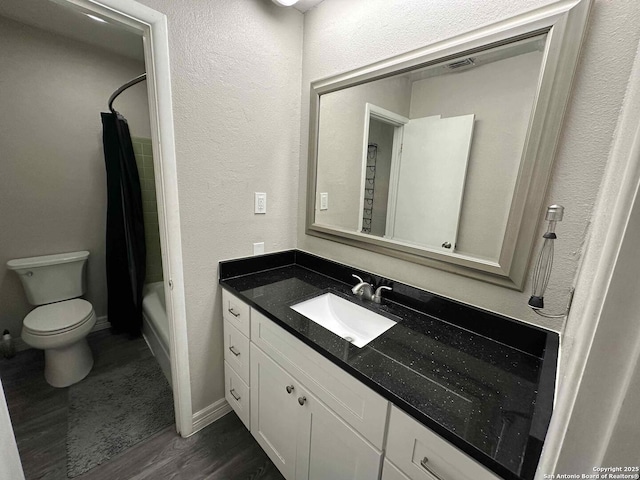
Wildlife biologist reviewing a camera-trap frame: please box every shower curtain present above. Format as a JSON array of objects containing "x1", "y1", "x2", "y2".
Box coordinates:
[{"x1": 101, "y1": 112, "x2": 146, "y2": 336}]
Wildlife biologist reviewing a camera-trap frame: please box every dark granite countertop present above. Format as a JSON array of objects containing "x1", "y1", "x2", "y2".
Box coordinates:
[{"x1": 219, "y1": 250, "x2": 558, "y2": 480}]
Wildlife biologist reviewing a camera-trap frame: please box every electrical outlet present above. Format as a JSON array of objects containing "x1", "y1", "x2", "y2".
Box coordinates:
[
  {"x1": 320, "y1": 192, "x2": 329, "y2": 210},
  {"x1": 253, "y1": 242, "x2": 265, "y2": 255},
  {"x1": 255, "y1": 192, "x2": 266, "y2": 214}
]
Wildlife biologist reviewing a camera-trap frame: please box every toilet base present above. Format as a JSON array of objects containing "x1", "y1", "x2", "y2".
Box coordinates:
[{"x1": 44, "y1": 338, "x2": 94, "y2": 388}]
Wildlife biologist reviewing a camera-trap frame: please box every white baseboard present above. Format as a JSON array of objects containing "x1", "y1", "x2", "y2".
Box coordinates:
[{"x1": 191, "y1": 398, "x2": 233, "y2": 435}]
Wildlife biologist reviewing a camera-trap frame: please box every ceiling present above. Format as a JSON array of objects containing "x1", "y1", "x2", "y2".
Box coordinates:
[
  {"x1": 0, "y1": 0, "x2": 324, "y2": 62},
  {"x1": 0, "y1": 0, "x2": 144, "y2": 61}
]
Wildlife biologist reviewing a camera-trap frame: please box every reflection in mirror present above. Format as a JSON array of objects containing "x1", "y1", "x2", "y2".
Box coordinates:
[{"x1": 315, "y1": 34, "x2": 546, "y2": 262}]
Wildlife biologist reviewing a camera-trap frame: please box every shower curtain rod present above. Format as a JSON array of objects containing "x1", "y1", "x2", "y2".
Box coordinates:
[{"x1": 108, "y1": 73, "x2": 147, "y2": 113}]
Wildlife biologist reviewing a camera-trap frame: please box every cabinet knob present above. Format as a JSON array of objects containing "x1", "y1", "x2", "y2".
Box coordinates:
[
  {"x1": 229, "y1": 388, "x2": 241, "y2": 402},
  {"x1": 420, "y1": 456, "x2": 444, "y2": 480},
  {"x1": 286, "y1": 385, "x2": 294, "y2": 394},
  {"x1": 441, "y1": 242, "x2": 452, "y2": 249},
  {"x1": 298, "y1": 396, "x2": 307, "y2": 406},
  {"x1": 228, "y1": 346, "x2": 241, "y2": 357},
  {"x1": 228, "y1": 307, "x2": 240, "y2": 318}
]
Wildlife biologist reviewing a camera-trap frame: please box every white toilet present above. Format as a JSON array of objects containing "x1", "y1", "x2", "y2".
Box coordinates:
[{"x1": 7, "y1": 251, "x2": 96, "y2": 388}]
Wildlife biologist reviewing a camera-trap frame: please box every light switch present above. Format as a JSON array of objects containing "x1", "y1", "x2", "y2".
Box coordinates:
[
  {"x1": 255, "y1": 192, "x2": 266, "y2": 214},
  {"x1": 320, "y1": 192, "x2": 328, "y2": 210},
  {"x1": 253, "y1": 242, "x2": 265, "y2": 255}
]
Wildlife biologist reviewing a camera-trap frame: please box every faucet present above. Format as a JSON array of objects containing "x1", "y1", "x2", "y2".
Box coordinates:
[
  {"x1": 351, "y1": 274, "x2": 374, "y2": 299},
  {"x1": 351, "y1": 274, "x2": 392, "y2": 304}
]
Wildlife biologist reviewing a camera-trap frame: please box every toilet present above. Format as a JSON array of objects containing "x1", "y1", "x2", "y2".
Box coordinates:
[{"x1": 7, "y1": 251, "x2": 96, "y2": 388}]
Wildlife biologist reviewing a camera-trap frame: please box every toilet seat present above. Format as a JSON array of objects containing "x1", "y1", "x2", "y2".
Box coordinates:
[{"x1": 23, "y1": 299, "x2": 95, "y2": 336}]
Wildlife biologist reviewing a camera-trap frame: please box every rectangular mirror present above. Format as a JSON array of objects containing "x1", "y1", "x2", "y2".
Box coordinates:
[{"x1": 306, "y1": 0, "x2": 591, "y2": 289}]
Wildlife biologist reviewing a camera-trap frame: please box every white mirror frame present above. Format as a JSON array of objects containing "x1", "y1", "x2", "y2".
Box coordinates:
[{"x1": 306, "y1": 0, "x2": 592, "y2": 290}]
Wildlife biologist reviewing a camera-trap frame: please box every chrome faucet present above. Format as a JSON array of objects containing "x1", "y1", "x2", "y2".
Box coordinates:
[{"x1": 351, "y1": 274, "x2": 392, "y2": 304}]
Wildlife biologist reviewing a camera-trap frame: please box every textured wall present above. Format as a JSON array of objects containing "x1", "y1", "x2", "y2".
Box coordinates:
[
  {"x1": 0, "y1": 16, "x2": 149, "y2": 337},
  {"x1": 136, "y1": 0, "x2": 303, "y2": 413},
  {"x1": 298, "y1": 0, "x2": 640, "y2": 332}
]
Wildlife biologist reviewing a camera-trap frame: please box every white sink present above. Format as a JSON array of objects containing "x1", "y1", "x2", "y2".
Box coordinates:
[{"x1": 290, "y1": 293, "x2": 397, "y2": 348}]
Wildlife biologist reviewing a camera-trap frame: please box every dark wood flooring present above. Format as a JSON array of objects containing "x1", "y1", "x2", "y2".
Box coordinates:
[{"x1": 0, "y1": 330, "x2": 283, "y2": 480}]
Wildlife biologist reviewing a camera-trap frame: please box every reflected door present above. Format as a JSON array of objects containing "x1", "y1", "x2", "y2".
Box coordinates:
[{"x1": 387, "y1": 114, "x2": 475, "y2": 251}]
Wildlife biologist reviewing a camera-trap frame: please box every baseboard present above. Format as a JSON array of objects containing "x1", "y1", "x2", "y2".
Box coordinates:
[
  {"x1": 191, "y1": 398, "x2": 233, "y2": 435},
  {"x1": 92, "y1": 315, "x2": 110, "y2": 332}
]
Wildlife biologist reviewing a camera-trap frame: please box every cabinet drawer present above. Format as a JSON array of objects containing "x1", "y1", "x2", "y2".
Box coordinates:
[
  {"x1": 223, "y1": 320, "x2": 250, "y2": 383},
  {"x1": 222, "y1": 289, "x2": 250, "y2": 338},
  {"x1": 382, "y1": 460, "x2": 411, "y2": 480},
  {"x1": 224, "y1": 361, "x2": 250, "y2": 429},
  {"x1": 251, "y1": 307, "x2": 388, "y2": 449},
  {"x1": 386, "y1": 406, "x2": 500, "y2": 480}
]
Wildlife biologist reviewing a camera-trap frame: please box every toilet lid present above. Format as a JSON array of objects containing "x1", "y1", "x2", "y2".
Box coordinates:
[{"x1": 24, "y1": 299, "x2": 94, "y2": 335}]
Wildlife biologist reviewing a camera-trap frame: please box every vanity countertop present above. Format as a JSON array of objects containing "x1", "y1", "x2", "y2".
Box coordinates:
[{"x1": 219, "y1": 250, "x2": 558, "y2": 480}]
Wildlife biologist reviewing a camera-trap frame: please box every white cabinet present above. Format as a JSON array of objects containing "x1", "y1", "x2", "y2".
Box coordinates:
[
  {"x1": 250, "y1": 344, "x2": 300, "y2": 479},
  {"x1": 221, "y1": 290, "x2": 503, "y2": 480},
  {"x1": 382, "y1": 460, "x2": 411, "y2": 480},
  {"x1": 251, "y1": 344, "x2": 382, "y2": 480},
  {"x1": 386, "y1": 406, "x2": 501, "y2": 480},
  {"x1": 222, "y1": 291, "x2": 251, "y2": 428}
]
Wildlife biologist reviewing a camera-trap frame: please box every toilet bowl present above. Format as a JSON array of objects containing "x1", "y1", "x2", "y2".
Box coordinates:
[
  {"x1": 7, "y1": 251, "x2": 96, "y2": 388},
  {"x1": 21, "y1": 299, "x2": 97, "y2": 387}
]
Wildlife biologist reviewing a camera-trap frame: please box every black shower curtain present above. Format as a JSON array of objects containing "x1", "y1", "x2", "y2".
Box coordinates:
[{"x1": 101, "y1": 112, "x2": 146, "y2": 336}]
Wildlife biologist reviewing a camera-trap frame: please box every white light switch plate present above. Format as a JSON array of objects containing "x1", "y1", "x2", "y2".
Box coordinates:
[
  {"x1": 320, "y1": 192, "x2": 328, "y2": 210},
  {"x1": 255, "y1": 192, "x2": 266, "y2": 214},
  {"x1": 253, "y1": 242, "x2": 265, "y2": 255}
]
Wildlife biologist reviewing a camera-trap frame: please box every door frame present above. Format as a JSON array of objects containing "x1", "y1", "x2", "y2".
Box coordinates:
[
  {"x1": 358, "y1": 103, "x2": 408, "y2": 235},
  {"x1": 51, "y1": 0, "x2": 193, "y2": 436}
]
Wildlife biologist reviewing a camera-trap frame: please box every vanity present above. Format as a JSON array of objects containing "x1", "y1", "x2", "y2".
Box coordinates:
[{"x1": 219, "y1": 250, "x2": 558, "y2": 480}]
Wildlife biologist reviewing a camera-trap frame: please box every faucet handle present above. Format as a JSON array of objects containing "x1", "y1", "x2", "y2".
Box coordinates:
[{"x1": 373, "y1": 285, "x2": 392, "y2": 303}]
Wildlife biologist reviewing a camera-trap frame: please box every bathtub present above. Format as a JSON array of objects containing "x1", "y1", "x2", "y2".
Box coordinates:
[{"x1": 142, "y1": 282, "x2": 172, "y2": 386}]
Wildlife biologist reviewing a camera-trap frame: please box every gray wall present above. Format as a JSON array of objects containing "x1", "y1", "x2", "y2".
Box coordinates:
[
  {"x1": 298, "y1": 0, "x2": 640, "y2": 332},
  {"x1": 0, "y1": 16, "x2": 150, "y2": 338},
  {"x1": 137, "y1": 0, "x2": 303, "y2": 414}
]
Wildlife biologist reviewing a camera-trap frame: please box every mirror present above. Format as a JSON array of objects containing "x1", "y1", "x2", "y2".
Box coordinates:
[{"x1": 306, "y1": 1, "x2": 591, "y2": 289}]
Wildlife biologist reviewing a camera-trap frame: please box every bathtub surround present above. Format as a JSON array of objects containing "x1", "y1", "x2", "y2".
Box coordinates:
[
  {"x1": 0, "y1": 15, "x2": 151, "y2": 338},
  {"x1": 133, "y1": 137, "x2": 164, "y2": 284}
]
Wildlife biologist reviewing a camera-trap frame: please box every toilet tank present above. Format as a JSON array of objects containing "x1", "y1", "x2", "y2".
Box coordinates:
[{"x1": 6, "y1": 251, "x2": 90, "y2": 306}]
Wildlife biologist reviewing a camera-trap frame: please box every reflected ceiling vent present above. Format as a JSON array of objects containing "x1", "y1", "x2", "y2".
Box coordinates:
[{"x1": 447, "y1": 58, "x2": 475, "y2": 69}]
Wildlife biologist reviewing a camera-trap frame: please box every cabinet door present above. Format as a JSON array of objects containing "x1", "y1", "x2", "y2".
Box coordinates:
[
  {"x1": 382, "y1": 460, "x2": 411, "y2": 480},
  {"x1": 296, "y1": 388, "x2": 383, "y2": 480},
  {"x1": 250, "y1": 344, "x2": 300, "y2": 480}
]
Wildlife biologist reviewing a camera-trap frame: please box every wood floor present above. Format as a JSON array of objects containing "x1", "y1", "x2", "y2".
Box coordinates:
[{"x1": 0, "y1": 330, "x2": 284, "y2": 480}]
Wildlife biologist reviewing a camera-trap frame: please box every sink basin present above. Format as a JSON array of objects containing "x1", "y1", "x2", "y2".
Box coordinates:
[{"x1": 290, "y1": 293, "x2": 397, "y2": 347}]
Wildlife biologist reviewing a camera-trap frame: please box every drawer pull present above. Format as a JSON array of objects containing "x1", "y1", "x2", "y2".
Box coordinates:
[
  {"x1": 286, "y1": 385, "x2": 294, "y2": 394},
  {"x1": 420, "y1": 457, "x2": 444, "y2": 480},
  {"x1": 229, "y1": 388, "x2": 241, "y2": 401},
  {"x1": 228, "y1": 307, "x2": 240, "y2": 318},
  {"x1": 229, "y1": 345, "x2": 241, "y2": 357},
  {"x1": 298, "y1": 396, "x2": 307, "y2": 406}
]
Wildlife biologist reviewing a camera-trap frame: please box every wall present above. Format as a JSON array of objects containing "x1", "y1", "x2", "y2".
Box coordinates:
[
  {"x1": 315, "y1": 76, "x2": 411, "y2": 230},
  {"x1": 136, "y1": 0, "x2": 303, "y2": 414},
  {"x1": 409, "y1": 51, "x2": 542, "y2": 260},
  {"x1": 0, "y1": 16, "x2": 150, "y2": 337},
  {"x1": 298, "y1": 0, "x2": 640, "y2": 331}
]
